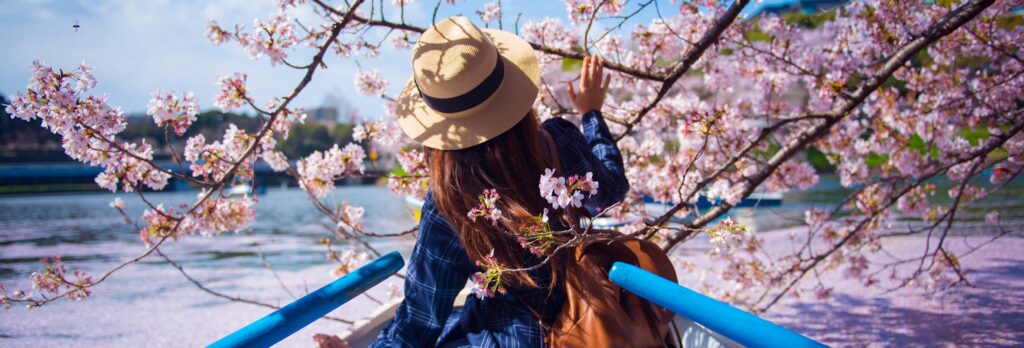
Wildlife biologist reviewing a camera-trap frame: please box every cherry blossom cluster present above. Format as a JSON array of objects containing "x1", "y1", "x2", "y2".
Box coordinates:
[
  {"x1": 478, "y1": 2, "x2": 501, "y2": 23},
  {"x1": 242, "y1": 12, "x2": 298, "y2": 65},
  {"x1": 262, "y1": 150, "x2": 290, "y2": 172},
  {"x1": 33, "y1": 256, "x2": 93, "y2": 302},
  {"x1": 147, "y1": 90, "x2": 199, "y2": 136},
  {"x1": 265, "y1": 96, "x2": 307, "y2": 140},
  {"x1": 387, "y1": 148, "x2": 429, "y2": 198},
  {"x1": 319, "y1": 237, "x2": 370, "y2": 277},
  {"x1": 183, "y1": 125, "x2": 259, "y2": 181},
  {"x1": 353, "y1": 118, "x2": 401, "y2": 146},
  {"x1": 521, "y1": 18, "x2": 581, "y2": 66},
  {"x1": 214, "y1": 73, "x2": 249, "y2": 112},
  {"x1": 466, "y1": 189, "x2": 502, "y2": 225},
  {"x1": 354, "y1": 69, "x2": 389, "y2": 96},
  {"x1": 0, "y1": 256, "x2": 94, "y2": 308},
  {"x1": 465, "y1": 170, "x2": 603, "y2": 297},
  {"x1": 296, "y1": 143, "x2": 367, "y2": 197},
  {"x1": 204, "y1": 11, "x2": 298, "y2": 66},
  {"x1": 205, "y1": 20, "x2": 230, "y2": 45},
  {"x1": 469, "y1": 251, "x2": 507, "y2": 299},
  {"x1": 337, "y1": 201, "x2": 366, "y2": 233},
  {"x1": 539, "y1": 169, "x2": 599, "y2": 209},
  {"x1": 138, "y1": 193, "x2": 257, "y2": 245},
  {"x1": 516, "y1": 209, "x2": 554, "y2": 257},
  {"x1": 564, "y1": 0, "x2": 625, "y2": 25},
  {"x1": 330, "y1": 250, "x2": 369, "y2": 278},
  {"x1": 6, "y1": 62, "x2": 169, "y2": 193},
  {"x1": 705, "y1": 218, "x2": 748, "y2": 254}
]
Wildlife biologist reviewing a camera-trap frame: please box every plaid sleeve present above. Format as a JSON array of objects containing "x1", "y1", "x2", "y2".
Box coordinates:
[
  {"x1": 542, "y1": 110, "x2": 630, "y2": 212},
  {"x1": 371, "y1": 191, "x2": 475, "y2": 347}
]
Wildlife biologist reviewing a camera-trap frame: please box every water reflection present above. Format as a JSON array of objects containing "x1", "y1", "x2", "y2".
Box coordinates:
[
  {"x1": 0, "y1": 186, "x2": 418, "y2": 279},
  {"x1": 1, "y1": 175, "x2": 1022, "y2": 281}
]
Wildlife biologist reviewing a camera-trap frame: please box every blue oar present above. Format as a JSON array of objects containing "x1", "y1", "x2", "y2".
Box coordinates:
[
  {"x1": 609, "y1": 262, "x2": 825, "y2": 348},
  {"x1": 210, "y1": 251, "x2": 405, "y2": 348}
]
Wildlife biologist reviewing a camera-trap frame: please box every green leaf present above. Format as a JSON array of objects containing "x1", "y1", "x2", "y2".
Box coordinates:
[
  {"x1": 561, "y1": 57, "x2": 582, "y2": 72},
  {"x1": 754, "y1": 143, "x2": 781, "y2": 160},
  {"x1": 806, "y1": 147, "x2": 834, "y2": 170},
  {"x1": 958, "y1": 126, "x2": 991, "y2": 146},
  {"x1": 744, "y1": 27, "x2": 771, "y2": 42},
  {"x1": 865, "y1": 153, "x2": 889, "y2": 168},
  {"x1": 389, "y1": 160, "x2": 409, "y2": 177}
]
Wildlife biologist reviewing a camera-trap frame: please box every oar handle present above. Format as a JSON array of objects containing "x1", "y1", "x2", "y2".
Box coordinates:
[{"x1": 609, "y1": 261, "x2": 825, "y2": 348}]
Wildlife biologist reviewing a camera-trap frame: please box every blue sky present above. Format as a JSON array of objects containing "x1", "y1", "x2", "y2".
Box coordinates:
[{"x1": 0, "y1": 0, "x2": 768, "y2": 119}]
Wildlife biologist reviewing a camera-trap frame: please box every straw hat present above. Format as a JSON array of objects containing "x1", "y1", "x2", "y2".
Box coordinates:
[{"x1": 395, "y1": 16, "x2": 540, "y2": 150}]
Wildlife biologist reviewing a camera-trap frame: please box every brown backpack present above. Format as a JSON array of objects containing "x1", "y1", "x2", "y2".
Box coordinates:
[
  {"x1": 548, "y1": 237, "x2": 678, "y2": 347},
  {"x1": 539, "y1": 129, "x2": 677, "y2": 347}
]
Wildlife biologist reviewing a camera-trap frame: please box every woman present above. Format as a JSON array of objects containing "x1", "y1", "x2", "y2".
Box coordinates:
[{"x1": 372, "y1": 16, "x2": 628, "y2": 347}]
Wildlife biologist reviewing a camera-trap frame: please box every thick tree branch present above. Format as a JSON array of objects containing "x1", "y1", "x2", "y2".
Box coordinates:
[
  {"x1": 311, "y1": 0, "x2": 668, "y2": 81},
  {"x1": 659, "y1": 0, "x2": 997, "y2": 251},
  {"x1": 615, "y1": 0, "x2": 751, "y2": 140}
]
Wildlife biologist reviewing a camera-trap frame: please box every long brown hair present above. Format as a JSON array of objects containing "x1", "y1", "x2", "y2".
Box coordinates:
[{"x1": 427, "y1": 110, "x2": 569, "y2": 289}]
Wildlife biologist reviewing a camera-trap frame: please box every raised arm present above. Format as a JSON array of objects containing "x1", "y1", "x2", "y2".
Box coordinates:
[
  {"x1": 546, "y1": 55, "x2": 629, "y2": 211},
  {"x1": 371, "y1": 192, "x2": 474, "y2": 347}
]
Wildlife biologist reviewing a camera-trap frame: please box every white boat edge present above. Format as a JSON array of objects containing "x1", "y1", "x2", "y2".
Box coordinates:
[{"x1": 337, "y1": 289, "x2": 741, "y2": 347}]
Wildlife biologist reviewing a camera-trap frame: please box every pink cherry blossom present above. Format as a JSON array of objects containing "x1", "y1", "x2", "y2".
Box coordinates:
[
  {"x1": 985, "y1": 211, "x2": 999, "y2": 225},
  {"x1": 388, "y1": 148, "x2": 429, "y2": 198},
  {"x1": 706, "y1": 218, "x2": 747, "y2": 254},
  {"x1": 147, "y1": 90, "x2": 199, "y2": 136},
  {"x1": 240, "y1": 11, "x2": 297, "y2": 65},
  {"x1": 214, "y1": 73, "x2": 248, "y2": 112},
  {"x1": 205, "y1": 20, "x2": 230, "y2": 45},
  {"x1": 539, "y1": 169, "x2": 599, "y2": 209},
  {"x1": 354, "y1": 69, "x2": 388, "y2": 96},
  {"x1": 339, "y1": 201, "x2": 366, "y2": 232},
  {"x1": 470, "y1": 251, "x2": 506, "y2": 299},
  {"x1": 353, "y1": 118, "x2": 401, "y2": 146},
  {"x1": 28, "y1": 256, "x2": 93, "y2": 302},
  {"x1": 297, "y1": 143, "x2": 366, "y2": 197},
  {"x1": 478, "y1": 2, "x2": 501, "y2": 23},
  {"x1": 262, "y1": 150, "x2": 290, "y2": 172},
  {"x1": 467, "y1": 189, "x2": 502, "y2": 225}
]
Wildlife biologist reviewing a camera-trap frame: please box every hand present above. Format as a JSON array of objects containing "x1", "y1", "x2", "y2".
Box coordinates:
[
  {"x1": 566, "y1": 55, "x2": 610, "y2": 115},
  {"x1": 313, "y1": 333, "x2": 350, "y2": 348}
]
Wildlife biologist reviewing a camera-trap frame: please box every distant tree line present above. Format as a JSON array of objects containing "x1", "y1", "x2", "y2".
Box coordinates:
[{"x1": 0, "y1": 94, "x2": 353, "y2": 163}]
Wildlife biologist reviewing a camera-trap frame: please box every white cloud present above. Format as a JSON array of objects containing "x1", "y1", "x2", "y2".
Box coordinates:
[
  {"x1": 0, "y1": 0, "x2": 390, "y2": 119},
  {"x1": 1, "y1": 0, "x2": 666, "y2": 120}
]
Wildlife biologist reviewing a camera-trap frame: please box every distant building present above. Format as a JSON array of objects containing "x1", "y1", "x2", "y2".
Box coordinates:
[
  {"x1": 746, "y1": 0, "x2": 849, "y2": 18},
  {"x1": 308, "y1": 107, "x2": 339, "y2": 124}
]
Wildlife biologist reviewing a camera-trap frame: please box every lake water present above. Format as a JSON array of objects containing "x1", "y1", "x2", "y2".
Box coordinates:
[{"x1": 0, "y1": 175, "x2": 1021, "y2": 346}]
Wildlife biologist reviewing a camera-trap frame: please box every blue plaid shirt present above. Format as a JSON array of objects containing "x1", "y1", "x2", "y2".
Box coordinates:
[{"x1": 372, "y1": 111, "x2": 628, "y2": 347}]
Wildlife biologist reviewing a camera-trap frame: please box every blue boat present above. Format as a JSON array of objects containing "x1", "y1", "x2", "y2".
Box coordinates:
[{"x1": 208, "y1": 245, "x2": 822, "y2": 347}]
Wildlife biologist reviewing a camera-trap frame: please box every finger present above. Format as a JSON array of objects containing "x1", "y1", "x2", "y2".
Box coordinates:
[
  {"x1": 566, "y1": 81, "x2": 577, "y2": 100},
  {"x1": 580, "y1": 56, "x2": 591, "y2": 90},
  {"x1": 602, "y1": 73, "x2": 611, "y2": 94},
  {"x1": 594, "y1": 56, "x2": 604, "y2": 89},
  {"x1": 585, "y1": 56, "x2": 597, "y2": 90}
]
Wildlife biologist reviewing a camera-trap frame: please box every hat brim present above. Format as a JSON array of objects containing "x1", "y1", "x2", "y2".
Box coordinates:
[{"x1": 395, "y1": 28, "x2": 541, "y2": 150}]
